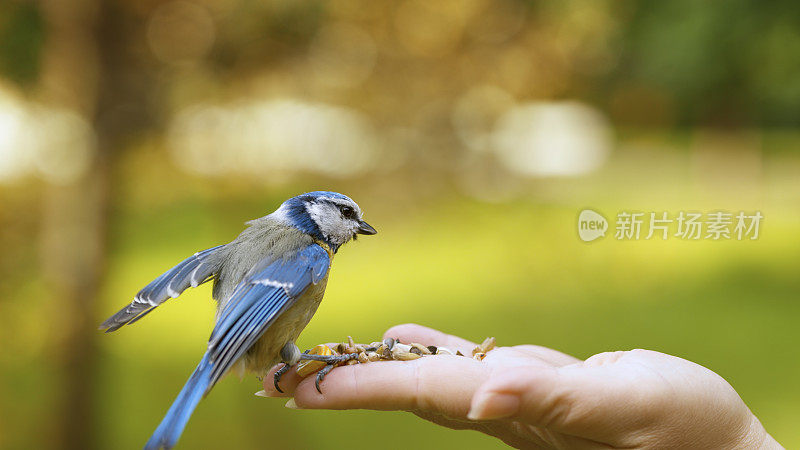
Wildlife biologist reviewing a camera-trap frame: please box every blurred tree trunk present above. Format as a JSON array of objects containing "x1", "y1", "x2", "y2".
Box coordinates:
[
  {"x1": 38, "y1": 1, "x2": 152, "y2": 448},
  {"x1": 40, "y1": 154, "x2": 109, "y2": 450}
]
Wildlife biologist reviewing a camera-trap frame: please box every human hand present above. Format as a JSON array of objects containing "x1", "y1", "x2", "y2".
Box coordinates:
[{"x1": 261, "y1": 324, "x2": 781, "y2": 449}]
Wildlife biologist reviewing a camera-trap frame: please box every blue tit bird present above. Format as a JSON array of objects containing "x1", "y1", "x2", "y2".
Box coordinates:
[{"x1": 100, "y1": 191, "x2": 377, "y2": 450}]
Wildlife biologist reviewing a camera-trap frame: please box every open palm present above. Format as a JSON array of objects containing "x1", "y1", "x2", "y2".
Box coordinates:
[{"x1": 262, "y1": 324, "x2": 778, "y2": 449}]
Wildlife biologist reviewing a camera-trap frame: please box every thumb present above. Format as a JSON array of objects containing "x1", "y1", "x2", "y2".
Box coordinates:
[{"x1": 467, "y1": 365, "x2": 626, "y2": 433}]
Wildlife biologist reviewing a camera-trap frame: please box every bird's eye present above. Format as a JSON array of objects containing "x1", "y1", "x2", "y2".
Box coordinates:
[{"x1": 340, "y1": 205, "x2": 356, "y2": 219}]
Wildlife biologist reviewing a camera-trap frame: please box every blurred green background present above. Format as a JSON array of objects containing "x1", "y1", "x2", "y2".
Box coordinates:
[{"x1": 1, "y1": 0, "x2": 799, "y2": 448}]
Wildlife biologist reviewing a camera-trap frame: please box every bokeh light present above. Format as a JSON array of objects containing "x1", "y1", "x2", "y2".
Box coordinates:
[
  {"x1": 492, "y1": 101, "x2": 612, "y2": 177},
  {"x1": 168, "y1": 99, "x2": 379, "y2": 178},
  {"x1": 0, "y1": 84, "x2": 94, "y2": 184}
]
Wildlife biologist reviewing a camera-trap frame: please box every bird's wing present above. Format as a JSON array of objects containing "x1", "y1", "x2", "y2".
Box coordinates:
[
  {"x1": 204, "y1": 243, "x2": 330, "y2": 389},
  {"x1": 100, "y1": 245, "x2": 226, "y2": 332}
]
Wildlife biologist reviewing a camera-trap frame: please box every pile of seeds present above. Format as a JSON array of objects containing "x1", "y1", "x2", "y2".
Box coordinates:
[{"x1": 296, "y1": 336, "x2": 497, "y2": 378}]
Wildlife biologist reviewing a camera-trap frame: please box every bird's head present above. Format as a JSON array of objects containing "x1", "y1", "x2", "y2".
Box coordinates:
[{"x1": 274, "y1": 191, "x2": 377, "y2": 252}]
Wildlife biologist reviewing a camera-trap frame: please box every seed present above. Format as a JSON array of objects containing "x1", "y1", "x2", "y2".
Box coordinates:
[
  {"x1": 357, "y1": 352, "x2": 368, "y2": 364},
  {"x1": 309, "y1": 344, "x2": 334, "y2": 356},
  {"x1": 479, "y1": 337, "x2": 496, "y2": 353},
  {"x1": 427, "y1": 346, "x2": 438, "y2": 354},
  {"x1": 391, "y1": 343, "x2": 412, "y2": 360},
  {"x1": 395, "y1": 351, "x2": 421, "y2": 361},
  {"x1": 296, "y1": 344, "x2": 333, "y2": 378},
  {"x1": 473, "y1": 337, "x2": 497, "y2": 356},
  {"x1": 410, "y1": 343, "x2": 432, "y2": 355}
]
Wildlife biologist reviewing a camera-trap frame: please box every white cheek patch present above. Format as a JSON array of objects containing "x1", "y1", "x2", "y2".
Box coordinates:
[
  {"x1": 305, "y1": 202, "x2": 354, "y2": 245},
  {"x1": 305, "y1": 202, "x2": 333, "y2": 233}
]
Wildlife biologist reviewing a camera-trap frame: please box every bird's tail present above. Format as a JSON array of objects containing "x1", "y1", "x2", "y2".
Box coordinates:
[{"x1": 145, "y1": 354, "x2": 213, "y2": 450}]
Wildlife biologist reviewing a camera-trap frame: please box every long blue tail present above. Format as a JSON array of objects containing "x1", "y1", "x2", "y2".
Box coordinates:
[{"x1": 144, "y1": 354, "x2": 213, "y2": 450}]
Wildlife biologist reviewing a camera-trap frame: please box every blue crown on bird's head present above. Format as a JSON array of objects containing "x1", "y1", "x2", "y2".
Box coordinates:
[
  {"x1": 298, "y1": 191, "x2": 353, "y2": 202},
  {"x1": 275, "y1": 191, "x2": 375, "y2": 252}
]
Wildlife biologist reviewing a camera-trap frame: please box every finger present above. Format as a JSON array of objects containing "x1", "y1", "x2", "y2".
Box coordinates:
[
  {"x1": 412, "y1": 410, "x2": 547, "y2": 449},
  {"x1": 260, "y1": 364, "x2": 304, "y2": 397},
  {"x1": 293, "y1": 355, "x2": 491, "y2": 419},
  {"x1": 416, "y1": 411, "x2": 543, "y2": 450},
  {"x1": 468, "y1": 365, "x2": 631, "y2": 439},
  {"x1": 511, "y1": 345, "x2": 581, "y2": 366},
  {"x1": 383, "y1": 323, "x2": 478, "y2": 354}
]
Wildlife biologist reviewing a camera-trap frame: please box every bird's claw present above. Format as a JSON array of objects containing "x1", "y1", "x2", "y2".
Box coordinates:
[
  {"x1": 314, "y1": 363, "x2": 338, "y2": 394},
  {"x1": 273, "y1": 363, "x2": 291, "y2": 393},
  {"x1": 298, "y1": 352, "x2": 359, "y2": 394}
]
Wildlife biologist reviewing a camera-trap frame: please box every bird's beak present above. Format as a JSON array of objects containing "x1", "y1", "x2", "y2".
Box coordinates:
[{"x1": 356, "y1": 220, "x2": 377, "y2": 235}]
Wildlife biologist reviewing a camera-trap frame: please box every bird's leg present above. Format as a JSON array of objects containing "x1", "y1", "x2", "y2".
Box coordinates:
[
  {"x1": 298, "y1": 352, "x2": 359, "y2": 393},
  {"x1": 274, "y1": 341, "x2": 302, "y2": 393}
]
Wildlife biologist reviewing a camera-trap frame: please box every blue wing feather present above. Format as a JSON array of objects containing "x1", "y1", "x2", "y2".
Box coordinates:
[
  {"x1": 101, "y1": 245, "x2": 226, "y2": 332},
  {"x1": 205, "y1": 244, "x2": 330, "y2": 387},
  {"x1": 209, "y1": 287, "x2": 279, "y2": 382},
  {"x1": 145, "y1": 243, "x2": 330, "y2": 449}
]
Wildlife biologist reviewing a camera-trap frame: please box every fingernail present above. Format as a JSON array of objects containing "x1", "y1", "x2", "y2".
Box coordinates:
[
  {"x1": 254, "y1": 390, "x2": 269, "y2": 398},
  {"x1": 284, "y1": 398, "x2": 301, "y2": 409},
  {"x1": 467, "y1": 392, "x2": 519, "y2": 420}
]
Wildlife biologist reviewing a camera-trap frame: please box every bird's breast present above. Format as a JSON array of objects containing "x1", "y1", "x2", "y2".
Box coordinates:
[{"x1": 243, "y1": 273, "x2": 330, "y2": 374}]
